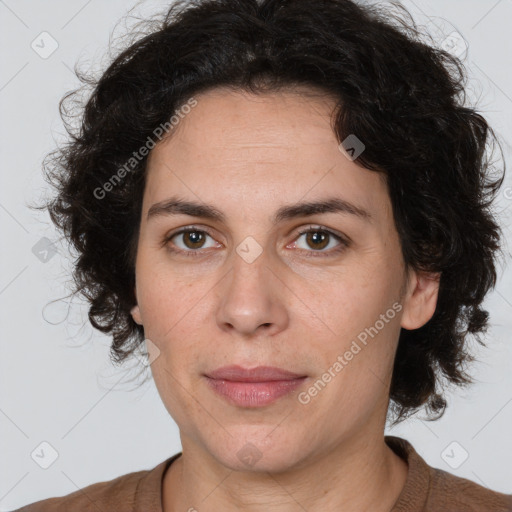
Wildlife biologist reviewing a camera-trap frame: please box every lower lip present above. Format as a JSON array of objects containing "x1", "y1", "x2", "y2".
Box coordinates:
[{"x1": 205, "y1": 377, "x2": 307, "y2": 407}]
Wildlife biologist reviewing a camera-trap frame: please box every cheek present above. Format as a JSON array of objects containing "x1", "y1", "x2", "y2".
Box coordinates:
[
  {"x1": 135, "y1": 257, "x2": 204, "y2": 336},
  {"x1": 298, "y1": 266, "x2": 403, "y2": 408},
  {"x1": 149, "y1": 358, "x2": 198, "y2": 433},
  {"x1": 306, "y1": 264, "x2": 399, "y2": 343}
]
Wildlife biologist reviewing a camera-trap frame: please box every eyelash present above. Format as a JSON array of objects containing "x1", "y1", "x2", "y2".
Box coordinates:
[{"x1": 163, "y1": 225, "x2": 349, "y2": 258}]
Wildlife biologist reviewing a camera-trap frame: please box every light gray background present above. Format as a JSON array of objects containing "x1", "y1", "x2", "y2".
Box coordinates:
[{"x1": 1, "y1": 0, "x2": 511, "y2": 509}]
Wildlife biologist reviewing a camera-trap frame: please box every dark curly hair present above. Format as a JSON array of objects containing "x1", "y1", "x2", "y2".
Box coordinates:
[{"x1": 34, "y1": 0, "x2": 506, "y2": 425}]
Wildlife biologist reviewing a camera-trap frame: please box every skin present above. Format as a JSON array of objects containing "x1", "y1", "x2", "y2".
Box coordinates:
[{"x1": 130, "y1": 86, "x2": 440, "y2": 512}]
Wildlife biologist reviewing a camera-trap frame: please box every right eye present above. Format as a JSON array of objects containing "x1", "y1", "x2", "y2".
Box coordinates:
[{"x1": 164, "y1": 227, "x2": 221, "y2": 256}]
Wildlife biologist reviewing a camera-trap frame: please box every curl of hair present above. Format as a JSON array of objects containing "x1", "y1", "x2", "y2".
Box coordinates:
[{"x1": 35, "y1": 0, "x2": 506, "y2": 424}]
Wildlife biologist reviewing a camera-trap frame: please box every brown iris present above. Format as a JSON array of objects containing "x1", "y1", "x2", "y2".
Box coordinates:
[
  {"x1": 304, "y1": 230, "x2": 329, "y2": 250},
  {"x1": 182, "y1": 230, "x2": 206, "y2": 249}
]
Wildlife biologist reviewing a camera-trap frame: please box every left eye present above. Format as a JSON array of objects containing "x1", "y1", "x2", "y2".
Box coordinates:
[{"x1": 292, "y1": 227, "x2": 346, "y2": 254}]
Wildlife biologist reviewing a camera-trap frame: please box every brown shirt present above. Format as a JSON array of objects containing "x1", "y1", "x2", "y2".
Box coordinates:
[{"x1": 12, "y1": 435, "x2": 512, "y2": 511}]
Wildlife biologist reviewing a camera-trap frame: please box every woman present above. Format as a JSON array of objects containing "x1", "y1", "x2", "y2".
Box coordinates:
[{"x1": 14, "y1": 0, "x2": 512, "y2": 510}]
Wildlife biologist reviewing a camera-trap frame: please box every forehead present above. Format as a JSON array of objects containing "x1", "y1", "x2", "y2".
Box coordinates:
[
  {"x1": 143, "y1": 87, "x2": 390, "y2": 224},
  {"x1": 169, "y1": 86, "x2": 340, "y2": 146}
]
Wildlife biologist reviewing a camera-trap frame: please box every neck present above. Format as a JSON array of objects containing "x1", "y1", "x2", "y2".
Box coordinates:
[{"x1": 163, "y1": 431, "x2": 408, "y2": 512}]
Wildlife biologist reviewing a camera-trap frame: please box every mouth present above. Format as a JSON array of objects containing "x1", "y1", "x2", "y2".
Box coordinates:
[
  {"x1": 205, "y1": 365, "x2": 306, "y2": 382},
  {"x1": 203, "y1": 365, "x2": 308, "y2": 407}
]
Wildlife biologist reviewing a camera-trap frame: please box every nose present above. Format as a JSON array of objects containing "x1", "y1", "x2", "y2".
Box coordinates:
[{"x1": 215, "y1": 250, "x2": 289, "y2": 338}]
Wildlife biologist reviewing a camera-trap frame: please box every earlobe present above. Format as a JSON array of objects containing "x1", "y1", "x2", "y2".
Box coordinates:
[
  {"x1": 131, "y1": 286, "x2": 143, "y2": 325},
  {"x1": 131, "y1": 304, "x2": 142, "y2": 325},
  {"x1": 400, "y1": 270, "x2": 441, "y2": 330}
]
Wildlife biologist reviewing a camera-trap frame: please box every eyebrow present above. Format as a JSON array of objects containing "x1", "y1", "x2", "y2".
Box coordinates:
[{"x1": 147, "y1": 195, "x2": 373, "y2": 224}]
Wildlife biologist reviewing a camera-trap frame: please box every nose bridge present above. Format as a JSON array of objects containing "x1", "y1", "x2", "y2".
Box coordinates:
[
  {"x1": 215, "y1": 239, "x2": 288, "y2": 336},
  {"x1": 231, "y1": 237, "x2": 269, "y2": 290}
]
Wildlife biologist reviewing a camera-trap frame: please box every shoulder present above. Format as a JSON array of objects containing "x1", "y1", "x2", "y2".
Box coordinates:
[
  {"x1": 386, "y1": 436, "x2": 512, "y2": 512},
  {"x1": 427, "y1": 465, "x2": 512, "y2": 512},
  {"x1": 11, "y1": 469, "x2": 148, "y2": 512},
  {"x1": 10, "y1": 454, "x2": 180, "y2": 512}
]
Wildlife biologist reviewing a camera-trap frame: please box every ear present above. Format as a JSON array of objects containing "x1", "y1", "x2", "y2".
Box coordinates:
[
  {"x1": 130, "y1": 286, "x2": 143, "y2": 325},
  {"x1": 400, "y1": 269, "x2": 441, "y2": 330}
]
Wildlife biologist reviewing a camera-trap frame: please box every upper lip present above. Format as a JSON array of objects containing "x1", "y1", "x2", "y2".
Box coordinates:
[{"x1": 205, "y1": 365, "x2": 306, "y2": 382}]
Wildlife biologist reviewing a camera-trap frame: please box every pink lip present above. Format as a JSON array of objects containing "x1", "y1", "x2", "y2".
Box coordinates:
[{"x1": 204, "y1": 365, "x2": 307, "y2": 407}]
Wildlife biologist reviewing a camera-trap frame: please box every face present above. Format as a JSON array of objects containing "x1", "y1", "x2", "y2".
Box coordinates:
[{"x1": 130, "y1": 86, "x2": 439, "y2": 472}]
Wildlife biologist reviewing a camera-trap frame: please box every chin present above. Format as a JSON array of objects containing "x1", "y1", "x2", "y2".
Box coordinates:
[{"x1": 204, "y1": 428, "x2": 307, "y2": 474}]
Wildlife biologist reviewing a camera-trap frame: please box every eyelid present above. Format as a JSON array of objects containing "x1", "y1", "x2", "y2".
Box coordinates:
[
  {"x1": 162, "y1": 224, "x2": 220, "y2": 253},
  {"x1": 295, "y1": 224, "x2": 350, "y2": 243},
  {"x1": 290, "y1": 225, "x2": 350, "y2": 256}
]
